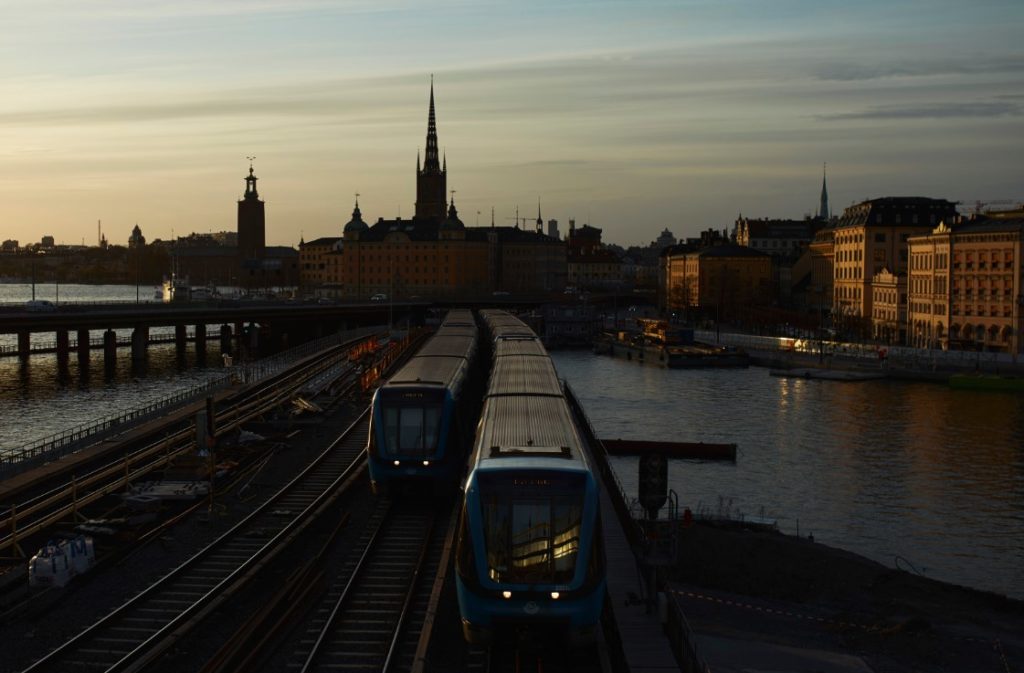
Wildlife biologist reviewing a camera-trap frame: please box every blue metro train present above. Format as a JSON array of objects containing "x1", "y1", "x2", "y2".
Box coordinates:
[
  {"x1": 367, "y1": 310, "x2": 482, "y2": 495},
  {"x1": 455, "y1": 310, "x2": 606, "y2": 644}
]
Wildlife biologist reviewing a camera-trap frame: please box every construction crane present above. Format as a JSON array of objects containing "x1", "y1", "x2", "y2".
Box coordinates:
[{"x1": 965, "y1": 199, "x2": 1023, "y2": 214}]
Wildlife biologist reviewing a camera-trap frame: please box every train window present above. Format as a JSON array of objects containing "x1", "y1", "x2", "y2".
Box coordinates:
[
  {"x1": 479, "y1": 472, "x2": 585, "y2": 584},
  {"x1": 382, "y1": 405, "x2": 443, "y2": 457}
]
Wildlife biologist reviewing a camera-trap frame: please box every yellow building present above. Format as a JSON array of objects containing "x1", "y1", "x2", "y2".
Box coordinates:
[
  {"x1": 870, "y1": 268, "x2": 906, "y2": 344},
  {"x1": 833, "y1": 197, "x2": 957, "y2": 335},
  {"x1": 906, "y1": 216, "x2": 1024, "y2": 354},
  {"x1": 907, "y1": 224, "x2": 952, "y2": 349}
]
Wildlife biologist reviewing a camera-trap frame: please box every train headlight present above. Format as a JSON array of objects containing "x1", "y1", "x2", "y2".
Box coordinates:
[
  {"x1": 502, "y1": 591, "x2": 512, "y2": 599},
  {"x1": 393, "y1": 460, "x2": 400, "y2": 466},
  {"x1": 422, "y1": 460, "x2": 430, "y2": 466},
  {"x1": 550, "y1": 592, "x2": 560, "y2": 600}
]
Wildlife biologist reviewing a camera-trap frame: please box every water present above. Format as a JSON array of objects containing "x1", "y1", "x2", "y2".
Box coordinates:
[
  {"x1": 550, "y1": 350, "x2": 1024, "y2": 600},
  {"x1": 0, "y1": 284, "x2": 229, "y2": 453}
]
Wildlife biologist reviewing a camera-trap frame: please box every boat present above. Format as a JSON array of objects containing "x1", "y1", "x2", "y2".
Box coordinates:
[
  {"x1": 948, "y1": 373, "x2": 1024, "y2": 392},
  {"x1": 594, "y1": 318, "x2": 749, "y2": 368},
  {"x1": 162, "y1": 274, "x2": 190, "y2": 302}
]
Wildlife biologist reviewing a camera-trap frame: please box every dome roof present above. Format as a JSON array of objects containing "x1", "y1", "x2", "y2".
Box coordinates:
[
  {"x1": 344, "y1": 202, "x2": 368, "y2": 233},
  {"x1": 441, "y1": 200, "x2": 464, "y2": 230}
]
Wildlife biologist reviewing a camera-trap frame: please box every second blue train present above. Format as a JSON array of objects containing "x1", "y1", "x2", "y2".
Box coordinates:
[{"x1": 367, "y1": 310, "x2": 482, "y2": 495}]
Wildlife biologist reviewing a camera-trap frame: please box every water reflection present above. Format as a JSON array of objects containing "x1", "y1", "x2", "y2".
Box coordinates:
[{"x1": 551, "y1": 351, "x2": 1024, "y2": 599}]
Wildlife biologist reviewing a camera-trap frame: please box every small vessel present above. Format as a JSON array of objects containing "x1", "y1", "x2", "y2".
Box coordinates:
[
  {"x1": 162, "y1": 274, "x2": 190, "y2": 302},
  {"x1": 594, "y1": 318, "x2": 748, "y2": 368}
]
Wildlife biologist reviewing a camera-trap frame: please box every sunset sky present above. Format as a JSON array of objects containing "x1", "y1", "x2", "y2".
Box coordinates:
[{"x1": 1, "y1": 0, "x2": 1021, "y2": 248}]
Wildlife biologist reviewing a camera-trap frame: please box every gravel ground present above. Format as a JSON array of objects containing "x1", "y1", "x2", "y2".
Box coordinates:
[
  {"x1": 0, "y1": 397, "x2": 369, "y2": 673},
  {"x1": 670, "y1": 521, "x2": 1024, "y2": 673}
]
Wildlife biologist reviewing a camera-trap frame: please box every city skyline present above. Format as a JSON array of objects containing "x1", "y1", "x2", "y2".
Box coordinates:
[{"x1": 1, "y1": 0, "x2": 1022, "y2": 248}]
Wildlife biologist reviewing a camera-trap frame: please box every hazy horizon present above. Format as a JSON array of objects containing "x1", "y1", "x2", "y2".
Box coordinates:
[{"x1": 1, "y1": 0, "x2": 1022, "y2": 249}]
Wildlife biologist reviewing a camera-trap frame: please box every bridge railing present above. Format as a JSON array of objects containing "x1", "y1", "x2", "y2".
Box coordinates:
[
  {"x1": 0, "y1": 326, "x2": 384, "y2": 479},
  {"x1": 0, "y1": 374, "x2": 233, "y2": 479},
  {"x1": 664, "y1": 590, "x2": 711, "y2": 673}
]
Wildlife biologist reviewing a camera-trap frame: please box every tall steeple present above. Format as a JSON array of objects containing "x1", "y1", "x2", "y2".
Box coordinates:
[
  {"x1": 536, "y1": 200, "x2": 543, "y2": 233},
  {"x1": 238, "y1": 158, "x2": 266, "y2": 271},
  {"x1": 415, "y1": 76, "x2": 448, "y2": 219},
  {"x1": 819, "y1": 163, "x2": 829, "y2": 220}
]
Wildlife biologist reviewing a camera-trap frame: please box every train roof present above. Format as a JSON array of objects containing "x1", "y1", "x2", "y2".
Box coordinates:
[
  {"x1": 494, "y1": 337, "x2": 547, "y2": 358},
  {"x1": 475, "y1": 396, "x2": 586, "y2": 467},
  {"x1": 434, "y1": 325, "x2": 477, "y2": 338},
  {"x1": 416, "y1": 334, "x2": 477, "y2": 358},
  {"x1": 488, "y1": 357, "x2": 563, "y2": 397},
  {"x1": 385, "y1": 355, "x2": 466, "y2": 389},
  {"x1": 442, "y1": 309, "x2": 475, "y2": 326}
]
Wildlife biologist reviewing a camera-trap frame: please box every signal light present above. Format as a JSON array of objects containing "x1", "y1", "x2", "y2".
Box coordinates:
[
  {"x1": 422, "y1": 460, "x2": 430, "y2": 466},
  {"x1": 502, "y1": 591, "x2": 512, "y2": 599},
  {"x1": 393, "y1": 460, "x2": 400, "y2": 466},
  {"x1": 550, "y1": 592, "x2": 560, "y2": 600}
]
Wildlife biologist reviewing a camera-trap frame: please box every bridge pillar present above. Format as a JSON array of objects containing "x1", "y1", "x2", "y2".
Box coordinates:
[
  {"x1": 17, "y1": 331, "x2": 30, "y2": 360},
  {"x1": 175, "y1": 324, "x2": 187, "y2": 357},
  {"x1": 131, "y1": 326, "x2": 148, "y2": 363},
  {"x1": 219, "y1": 324, "x2": 232, "y2": 355},
  {"x1": 103, "y1": 329, "x2": 117, "y2": 370},
  {"x1": 195, "y1": 323, "x2": 207, "y2": 358},
  {"x1": 56, "y1": 329, "x2": 70, "y2": 370},
  {"x1": 77, "y1": 329, "x2": 90, "y2": 367}
]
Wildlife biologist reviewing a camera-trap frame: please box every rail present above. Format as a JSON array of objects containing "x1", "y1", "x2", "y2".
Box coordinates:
[
  {"x1": 23, "y1": 411, "x2": 372, "y2": 673},
  {"x1": 0, "y1": 326, "x2": 381, "y2": 478}
]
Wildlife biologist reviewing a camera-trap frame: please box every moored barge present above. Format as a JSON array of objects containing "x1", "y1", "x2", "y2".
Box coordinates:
[{"x1": 594, "y1": 318, "x2": 748, "y2": 368}]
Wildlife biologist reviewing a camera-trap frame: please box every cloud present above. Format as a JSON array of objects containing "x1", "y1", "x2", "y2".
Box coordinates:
[
  {"x1": 818, "y1": 101, "x2": 1022, "y2": 121},
  {"x1": 813, "y1": 55, "x2": 1024, "y2": 81}
]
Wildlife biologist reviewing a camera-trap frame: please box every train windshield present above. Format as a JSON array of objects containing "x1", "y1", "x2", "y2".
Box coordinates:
[
  {"x1": 376, "y1": 389, "x2": 440, "y2": 456},
  {"x1": 478, "y1": 471, "x2": 585, "y2": 585}
]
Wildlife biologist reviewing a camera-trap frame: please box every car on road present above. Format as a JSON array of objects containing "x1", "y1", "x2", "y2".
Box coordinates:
[{"x1": 370, "y1": 293, "x2": 388, "y2": 301}]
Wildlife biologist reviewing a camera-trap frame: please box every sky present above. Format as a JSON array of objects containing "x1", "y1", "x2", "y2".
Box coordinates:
[{"x1": 0, "y1": 0, "x2": 1022, "y2": 248}]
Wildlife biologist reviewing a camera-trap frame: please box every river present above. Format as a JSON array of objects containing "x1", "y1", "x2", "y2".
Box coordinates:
[{"x1": 550, "y1": 350, "x2": 1024, "y2": 600}]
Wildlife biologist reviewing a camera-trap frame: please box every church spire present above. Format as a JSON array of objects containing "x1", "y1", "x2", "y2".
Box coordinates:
[
  {"x1": 819, "y1": 163, "x2": 829, "y2": 220},
  {"x1": 422, "y1": 75, "x2": 441, "y2": 175},
  {"x1": 415, "y1": 77, "x2": 448, "y2": 219},
  {"x1": 536, "y1": 200, "x2": 543, "y2": 232}
]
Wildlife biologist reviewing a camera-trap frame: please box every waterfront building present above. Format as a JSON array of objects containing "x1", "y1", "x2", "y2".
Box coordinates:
[
  {"x1": 663, "y1": 243, "x2": 772, "y2": 319},
  {"x1": 832, "y1": 197, "x2": 958, "y2": 335},
  {"x1": 909, "y1": 216, "x2": 1024, "y2": 354},
  {"x1": 871, "y1": 268, "x2": 906, "y2": 344}
]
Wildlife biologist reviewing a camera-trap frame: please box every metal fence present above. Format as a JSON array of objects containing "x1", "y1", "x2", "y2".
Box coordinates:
[{"x1": 0, "y1": 325, "x2": 382, "y2": 479}]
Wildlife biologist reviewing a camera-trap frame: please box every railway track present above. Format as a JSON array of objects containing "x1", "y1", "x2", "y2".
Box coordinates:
[
  {"x1": 22, "y1": 410, "x2": 373, "y2": 673},
  {"x1": 0, "y1": 332, "x2": 382, "y2": 558},
  {"x1": 292, "y1": 501, "x2": 452, "y2": 673}
]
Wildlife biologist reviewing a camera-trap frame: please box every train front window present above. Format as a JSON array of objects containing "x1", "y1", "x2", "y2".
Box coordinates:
[
  {"x1": 382, "y1": 405, "x2": 442, "y2": 458},
  {"x1": 479, "y1": 472, "x2": 584, "y2": 584}
]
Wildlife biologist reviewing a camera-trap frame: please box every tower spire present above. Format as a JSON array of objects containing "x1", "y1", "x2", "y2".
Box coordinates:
[
  {"x1": 422, "y1": 75, "x2": 440, "y2": 174},
  {"x1": 536, "y1": 199, "x2": 543, "y2": 232},
  {"x1": 819, "y1": 163, "x2": 829, "y2": 220}
]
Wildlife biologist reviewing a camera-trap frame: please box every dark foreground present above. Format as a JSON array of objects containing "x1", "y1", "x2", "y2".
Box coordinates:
[{"x1": 670, "y1": 521, "x2": 1023, "y2": 673}]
